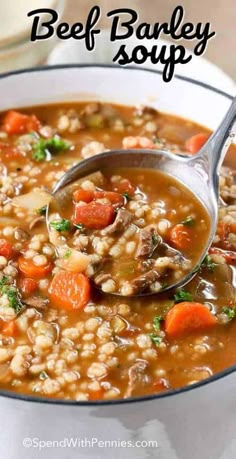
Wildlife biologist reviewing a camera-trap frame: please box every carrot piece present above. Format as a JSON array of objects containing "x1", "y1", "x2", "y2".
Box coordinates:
[
  {"x1": 228, "y1": 223, "x2": 236, "y2": 234},
  {"x1": 49, "y1": 271, "x2": 90, "y2": 311},
  {"x1": 185, "y1": 133, "x2": 209, "y2": 154},
  {"x1": 73, "y1": 189, "x2": 94, "y2": 203},
  {"x1": 3, "y1": 110, "x2": 40, "y2": 134},
  {"x1": 73, "y1": 202, "x2": 115, "y2": 229},
  {"x1": 94, "y1": 190, "x2": 124, "y2": 207},
  {"x1": 25, "y1": 115, "x2": 40, "y2": 133},
  {"x1": 169, "y1": 224, "x2": 192, "y2": 250},
  {"x1": 0, "y1": 239, "x2": 13, "y2": 259},
  {"x1": 165, "y1": 302, "x2": 216, "y2": 337},
  {"x1": 18, "y1": 256, "x2": 53, "y2": 279},
  {"x1": 18, "y1": 277, "x2": 38, "y2": 297},
  {"x1": 2, "y1": 320, "x2": 17, "y2": 337},
  {"x1": 112, "y1": 178, "x2": 135, "y2": 195}
]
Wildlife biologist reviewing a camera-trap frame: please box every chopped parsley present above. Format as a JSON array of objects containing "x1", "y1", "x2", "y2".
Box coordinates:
[
  {"x1": 222, "y1": 306, "x2": 236, "y2": 321},
  {"x1": 181, "y1": 216, "x2": 195, "y2": 226},
  {"x1": 152, "y1": 232, "x2": 160, "y2": 245},
  {"x1": 50, "y1": 218, "x2": 71, "y2": 232},
  {"x1": 174, "y1": 289, "x2": 193, "y2": 303},
  {"x1": 153, "y1": 315, "x2": 163, "y2": 331},
  {"x1": 148, "y1": 333, "x2": 163, "y2": 346},
  {"x1": 0, "y1": 275, "x2": 9, "y2": 289},
  {"x1": 32, "y1": 136, "x2": 70, "y2": 162},
  {"x1": 201, "y1": 255, "x2": 216, "y2": 272},
  {"x1": 63, "y1": 249, "x2": 72, "y2": 259},
  {"x1": 0, "y1": 277, "x2": 23, "y2": 315},
  {"x1": 36, "y1": 205, "x2": 47, "y2": 216}
]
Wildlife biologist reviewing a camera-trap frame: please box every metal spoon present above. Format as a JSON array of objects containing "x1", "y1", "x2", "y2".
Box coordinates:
[{"x1": 50, "y1": 97, "x2": 236, "y2": 295}]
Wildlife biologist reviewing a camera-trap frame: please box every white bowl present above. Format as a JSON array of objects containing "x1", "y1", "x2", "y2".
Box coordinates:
[
  {"x1": 48, "y1": 29, "x2": 236, "y2": 95},
  {"x1": 0, "y1": 65, "x2": 235, "y2": 459}
]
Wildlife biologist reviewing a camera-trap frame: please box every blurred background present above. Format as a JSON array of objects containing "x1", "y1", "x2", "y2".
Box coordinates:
[
  {"x1": 65, "y1": 0, "x2": 236, "y2": 81},
  {"x1": 0, "y1": 0, "x2": 235, "y2": 91}
]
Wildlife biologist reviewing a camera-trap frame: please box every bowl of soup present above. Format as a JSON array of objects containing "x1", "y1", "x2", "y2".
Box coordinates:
[{"x1": 0, "y1": 65, "x2": 235, "y2": 459}]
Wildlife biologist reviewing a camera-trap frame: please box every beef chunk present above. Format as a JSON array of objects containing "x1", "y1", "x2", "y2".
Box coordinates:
[
  {"x1": 102, "y1": 209, "x2": 132, "y2": 235},
  {"x1": 129, "y1": 269, "x2": 161, "y2": 294},
  {"x1": 136, "y1": 225, "x2": 161, "y2": 258}
]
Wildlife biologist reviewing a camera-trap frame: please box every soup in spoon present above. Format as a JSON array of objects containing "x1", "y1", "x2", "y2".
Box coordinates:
[{"x1": 49, "y1": 167, "x2": 211, "y2": 296}]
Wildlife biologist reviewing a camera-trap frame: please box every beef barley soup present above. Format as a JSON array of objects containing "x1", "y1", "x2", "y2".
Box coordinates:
[
  {"x1": 0, "y1": 102, "x2": 235, "y2": 401},
  {"x1": 52, "y1": 167, "x2": 211, "y2": 296}
]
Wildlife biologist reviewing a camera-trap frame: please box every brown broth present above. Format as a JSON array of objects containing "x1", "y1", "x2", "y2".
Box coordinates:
[{"x1": 0, "y1": 102, "x2": 234, "y2": 400}]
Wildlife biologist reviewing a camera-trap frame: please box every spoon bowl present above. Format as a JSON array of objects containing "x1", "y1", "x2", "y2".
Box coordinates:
[{"x1": 50, "y1": 97, "x2": 236, "y2": 296}]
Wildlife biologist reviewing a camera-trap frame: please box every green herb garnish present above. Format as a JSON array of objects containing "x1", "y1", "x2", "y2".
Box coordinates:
[
  {"x1": 36, "y1": 205, "x2": 47, "y2": 216},
  {"x1": 0, "y1": 279, "x2": 23, "y2": 314},
  {"x1": 153, "y1": 315, "x2": 163, "y2": 331},
  {"x1": 63, "y1": 249, "x2": 72, "y2": 259},
  {"x1": 174, "y1": 289, "x2": 193, "y2": 303},
  {"x1": 181, "y1": 216, "x2": 195, "y2": 226},
  {"x1": 0, "y1": 276, "x2": 9, "y2": 289},
  {"x1": 148, "y1": 333, "x2": 163, "y2": 346},
  {"x1": 222, "y1": 306, "x2": 236, "y2": 320},
  {"x1": 32, "y1": 136, "x2": 70, "y2": 162},
  {"x1": 50, "y1": 219, "x2": 71, "y2": 232},
  {"x1": 152, "y1": 232, "x2": 160, "y2": 245},
  {"x1": 202, "y1": 255, "x2": 216, "y2": 272}
]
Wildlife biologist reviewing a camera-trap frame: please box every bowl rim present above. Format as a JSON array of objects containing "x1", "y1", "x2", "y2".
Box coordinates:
[{"x1": 0, "y1": 63, "x2": 234, "y2": 407}]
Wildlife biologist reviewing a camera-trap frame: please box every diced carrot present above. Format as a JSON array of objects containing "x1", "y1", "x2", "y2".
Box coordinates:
[
  {"x1": 18, "y1": 256, "x2": 53, "y2": 279},
  {"x1": 112, "y1": 178, "x2": 135, "y2": 195},
  {"x1": 229, "y1": 223, "x2": 236, "y2": 234},
  {"x1": 209, "y1": 247, "x2": 236, "y2": 265},
  {"x1": 165, "y1": 302, "x2": 216, "y2": 337},
  {"x1": 73, "y1": 189, "x2": 94, "y2": 203},
  {"x1": 25, "y1": 115, "x2": 40, "y2": 133},
  {"x1": 49, "y1": 271, "x2": 90, "y2": 311},
  {"x1": 3, "y1": 110, "x2": 40, "y2": 134},
  {"x1": 2, "y1": 320, "x2": 17, "y2": 337},
  {"x1": 18, "y1": 277, "x2": 38, "y2": 297},
  {"x1": 89, "y1": 389, "x2": 104, "y2": 400},
  {"x1": 73, "y1": 202, "x2": 115, "y2": 229},
  {"x1": 73, "y1": 189, "x2": 124, "y2": 208},
  {"x1": 94, "y1": 190, "x2": 124, "y2": 207},
  {"x1": 185, "y1": 133, "x2": 209, "y2": 154},
  {"x1": 0, "y1": 239, "x2": 13, "y2": 259},
  {"x1": 169, "y1": 224, "x2": 192, "y2": 250}
]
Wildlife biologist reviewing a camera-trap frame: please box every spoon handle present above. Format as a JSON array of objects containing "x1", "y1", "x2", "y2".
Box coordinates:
[{"x1": 197, "y1": 96, "x2": 236, "y2": 184}]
